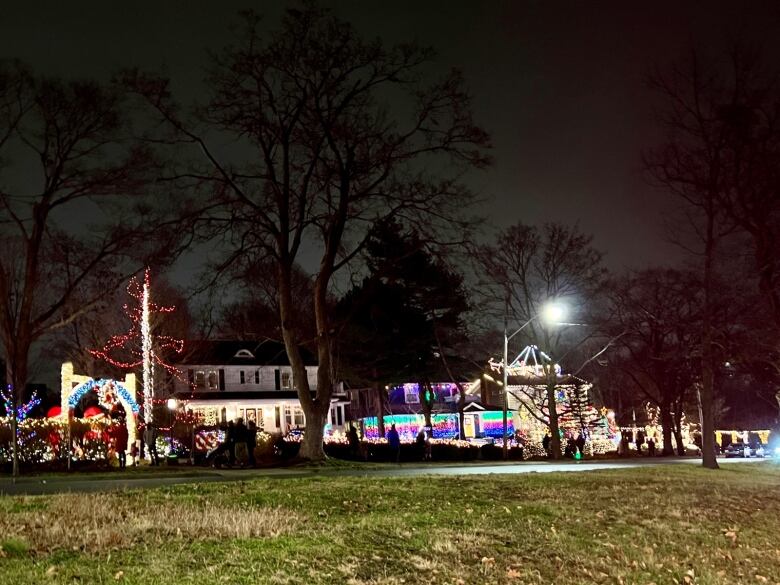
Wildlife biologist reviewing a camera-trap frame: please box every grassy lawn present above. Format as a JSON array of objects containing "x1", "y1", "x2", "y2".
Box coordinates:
[{"x1": 0, "y1": 463, "x2": 778, "y2": 584}]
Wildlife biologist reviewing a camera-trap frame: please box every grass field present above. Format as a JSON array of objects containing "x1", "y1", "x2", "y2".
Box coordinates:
[{"x1": 0, "y1": 463, "x2": 779, "y2": 584}]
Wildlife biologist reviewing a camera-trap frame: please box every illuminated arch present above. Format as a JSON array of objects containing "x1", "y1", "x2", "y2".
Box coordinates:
[{"x1": 60, "y1": 362, "x2": 138, "y2": 454}]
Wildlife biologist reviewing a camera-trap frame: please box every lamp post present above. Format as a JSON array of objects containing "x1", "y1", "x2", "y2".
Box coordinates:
[
  {"x1": 167, "y1": 397, "x2": 178, "y2": 458},
  {"x1": 502, "y1": 302, "x2": 566, "y2": 460}
]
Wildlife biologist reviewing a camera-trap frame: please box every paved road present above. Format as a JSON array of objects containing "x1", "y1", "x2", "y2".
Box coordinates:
[{"x1": 0, "y1": 457, "x2": 767, "y2": 496}]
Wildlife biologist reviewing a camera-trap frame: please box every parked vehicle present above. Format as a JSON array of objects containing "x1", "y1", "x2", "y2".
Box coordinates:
[{"x1": 723, "y1": 442, "x2": 752, "y2": 458}]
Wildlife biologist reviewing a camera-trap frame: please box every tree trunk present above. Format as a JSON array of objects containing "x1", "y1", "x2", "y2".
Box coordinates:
[
  {"x1": 700, "y1": 207, "x2": 719, "y2": 470},
  {"x1": 8, "y1": 349, "x2": 30, "y2": 479},
  {"x1": 660, "y1": 405, "x2": 674, "y2": 456},
  {"x1": 276, "y1": 261, "x2": 328, "y2": 462},
  {"x1": 458, "y1": 384, "x2": 467, "y2": 440},
  {"x1": 298, "y1": 404, "x2": 328, "y2": 460},
  {"x1": 419, "y1": 381, "x2": 433, "y2": 429},
  {"x1": 545, "y1": 371, "x2": 561, "y2": 460},
  {"x1": 374, "y1": 380, "x2": 385, "y2": 438},
  {"x1": 671, "y1": 408, "x2": 685, "y2": 456}
]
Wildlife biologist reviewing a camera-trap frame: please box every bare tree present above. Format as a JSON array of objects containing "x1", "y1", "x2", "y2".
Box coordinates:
[
  {"x1": 603, "y1": 269, "x2": 703, "y2": 455},
  {"x1": 218, "y1": 261, "x2": 316, "y2": 343},
  {"x1": 643, "y1": 46, "x2": 771, "y2": 468},
  {"x1": 0, "y1": 63, "x2": 181, "y2": 476},
  {"x1": 478, "y1": 222, "x2": 607, "y2": 459},
  {"x1": 125, "y1": 6, "x2": 490, "y2": 460}
]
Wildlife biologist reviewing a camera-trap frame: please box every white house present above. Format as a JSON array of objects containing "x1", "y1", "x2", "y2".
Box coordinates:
[{"x1": 171, "y1": 340, "x2": 349, "y2": 433}]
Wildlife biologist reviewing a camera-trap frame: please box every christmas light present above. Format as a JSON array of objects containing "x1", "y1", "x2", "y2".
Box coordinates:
[
  {"x1": 66, "y1": 379, "x2": 139, "y2": 414},
  {"x1": 89, "y1": 268, "x2": 186, "y2": 427},
  {"x1": 479, "y1": 411, "x2": 514, "y2": 437},
  {"x1": 1, "y1": 385, "x2": 40, "y2": 422}
]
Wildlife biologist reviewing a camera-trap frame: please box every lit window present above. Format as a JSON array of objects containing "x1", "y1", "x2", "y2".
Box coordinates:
[
  {"x1": 284, "y1": 405, "x2": 293, "y2": 426},
  {"x1": 207, "y1": 371, "x2": 218, "y2": 390},
  {"x1": 404, "y1": 384, "x2": 420, "y2": 404},
  {"x1": 194, "y1": 371, "x2": 205, "y2": 388},
  {"x1": 281, "y1": 372, "x2": 292, "y2": 389},
  {"x1": 294, "y1": 408, "x2": 305, "y2": 427}
]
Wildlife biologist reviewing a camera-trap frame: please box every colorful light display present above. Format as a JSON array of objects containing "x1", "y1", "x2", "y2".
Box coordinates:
[
  {"x1": 66, "y1": 379, "x2": 139, "y2": 414},
  {"x1": 1, "y1": 385, "x2": 40, "y2": 423},
  {"x1": 362, "y1": 414, "x2": 461, "y2": 440},
  {"x1": 89, "y1": 268, "x2": 185, "y2": 426},
  {"x1": 479, "y1": 411, "x2": 514, "y2": 438}
]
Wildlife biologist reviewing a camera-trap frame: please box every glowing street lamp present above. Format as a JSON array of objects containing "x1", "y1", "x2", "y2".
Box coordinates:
[{"x1": 502, "y1": 301, "x2": 566, "y2": 459}]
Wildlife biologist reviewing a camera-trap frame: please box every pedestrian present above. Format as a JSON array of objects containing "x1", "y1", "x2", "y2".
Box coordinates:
[
  {"x1": 143, "y1": 423, "x2": 159, "y2": 466},
  {"x1": 618, "y1": 432, "x2": 630, "y2": 457},
  {"x1": 348, "y1": 424, "x2": 360, "y2": 459},
  {"x1": 114, "y1": 417, "x2": 129, "y2": 470},
  {"x1": 542, "y1": 433, "x2": 551, "y2": 457},
  {"x1": 246, "y1": 420, "x2": 257, "y2": 468},
  {"x1": 575, "y1": 433, "x2": 586, "y2": 457},
  {"x1": 227, "y1": 418, "x2": 241, "y2": 465},
  {"x1": 415, "y1": 428, "x2": 426, "y2": 461},
  {"x1": 386, "y1": 424, "x2": 401, "y2": 463},
  {"x1": 565, "y1": 435, "x2": 576, "y2": 458},
  {"x1": 424, "y1": 427, "x2": 432, "y2": 461},
  {"x1": 635, "y1": 431, "x2": 645, "y2": 455},
  {"x1": 515, "y1": 432, "x2": 526, "y2": 460},
  {"x1": 647, "y1": 437, "x2": 656, "y2": 457}
]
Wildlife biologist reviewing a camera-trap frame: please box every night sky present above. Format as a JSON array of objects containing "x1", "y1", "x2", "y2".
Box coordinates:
[{"x1": 3, "y1": 1, "x2": 780, "y2": 273}]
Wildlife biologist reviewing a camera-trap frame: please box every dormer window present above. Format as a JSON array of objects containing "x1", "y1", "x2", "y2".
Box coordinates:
[{"x1": 234, "y1": 349, "x2": 255, "y2": 359}]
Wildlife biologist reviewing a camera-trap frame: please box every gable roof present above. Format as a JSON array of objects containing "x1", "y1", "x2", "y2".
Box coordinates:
[{"x1": 175, "y1": 340, "x2": 317, "y2": 367}]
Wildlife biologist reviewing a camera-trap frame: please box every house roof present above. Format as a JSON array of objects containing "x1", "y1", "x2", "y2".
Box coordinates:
[
  {"x1": 176, "y1": 339, "x2": 317, "y2": 367},
  {"x1": 174, "y1": 390, "x2": 306, "y2": 401}
]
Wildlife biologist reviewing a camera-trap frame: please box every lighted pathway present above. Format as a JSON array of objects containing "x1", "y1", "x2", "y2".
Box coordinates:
[{"x1": 0, "y1": 457, "x2": 767, "y2": 496}]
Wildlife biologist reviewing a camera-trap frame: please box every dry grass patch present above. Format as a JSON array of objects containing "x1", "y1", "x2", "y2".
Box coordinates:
[{"x1": 0, "y1": 491, "x2": 302, "y2": 554}]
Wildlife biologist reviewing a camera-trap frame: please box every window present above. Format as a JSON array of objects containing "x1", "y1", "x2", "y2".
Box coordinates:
[
  {"x1": 294, "y1": 408, "x2": 305, "y2": 427},
  {"x1": 207, "y1": 371, "x2": 218, "y2": 390},
  {"x1": 240, "y1": 370, "x2": 246, "y2": 384},
  {"x1": 254, "y1": 370, "x2": 260, "y2": 384},
  {"x1": 404, "y1": 384, "x2": 420, "y2": 404},
  {"x1": 256, "y1": 408, "x2": 264, "y2": 429},
  {"x1": 234, "y1": 349, "x2": 254, "y2": 358},
  {"x1": 281, "y1": 372, "x2": 292, "y2": 389},
  {"x1": 194, "y1": 371, "x2": 205, "y2": 389},
  {"x1": 284, "y1": 405, "x2": 293, "y2": 427}
]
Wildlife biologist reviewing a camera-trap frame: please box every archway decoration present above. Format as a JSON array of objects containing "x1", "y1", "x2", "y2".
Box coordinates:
[
  {"x1": 61, "y1": 362, "x2": 138, "y2": 454},
  {"x1": 66, "y1": 378, "x2": 139, "y2": 414}
]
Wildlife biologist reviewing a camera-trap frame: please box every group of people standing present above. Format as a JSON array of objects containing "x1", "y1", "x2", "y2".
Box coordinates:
[
  {"x1": 619, "y1": 430, "x2": 656, "y2": 456},
  {"x1": 107, "y1": 416, "x2": 159, "y2": 470},
  {"x1": 208, "y1": 418, "x2": 258, "y2": 467},
  {"x1": 383, "y1": 424, "x2": 431, "y2": 463}
]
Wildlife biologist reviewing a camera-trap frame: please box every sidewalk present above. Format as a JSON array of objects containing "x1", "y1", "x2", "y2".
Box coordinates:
[{"x1": 0, "y1": 456, "x2": 764, "y2": 496}]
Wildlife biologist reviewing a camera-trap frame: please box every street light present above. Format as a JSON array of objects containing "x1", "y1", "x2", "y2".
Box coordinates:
[{"x1": 502, "y1": 301, "x2": 566, "y2": 460}]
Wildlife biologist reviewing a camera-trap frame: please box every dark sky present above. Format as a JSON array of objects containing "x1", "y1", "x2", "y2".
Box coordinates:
[{"x1": 3, "y1": 1, "x2": 780, "y2": 272}]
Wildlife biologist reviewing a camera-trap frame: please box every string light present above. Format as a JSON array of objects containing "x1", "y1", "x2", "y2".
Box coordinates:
[
  {"x1": 89, "y1": 268, "x2": 185, "y2": 427},
  {"x1": 1, "y1": 385, "x2": 40, "y2": 423}
]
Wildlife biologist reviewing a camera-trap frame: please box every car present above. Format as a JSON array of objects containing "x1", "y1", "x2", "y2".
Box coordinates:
[{"x1": 723, "y1": 442, "x2": 752, "y2": 458}]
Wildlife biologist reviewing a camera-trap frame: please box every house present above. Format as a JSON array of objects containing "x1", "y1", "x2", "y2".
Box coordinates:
[
  {"x1": 350, "y1": 381, "x2": 508, "y2": 440},
  {"x1": 171, "y1": 340, "x2": 349, "y2": 434}
]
